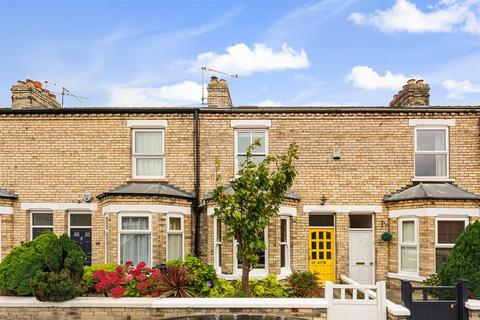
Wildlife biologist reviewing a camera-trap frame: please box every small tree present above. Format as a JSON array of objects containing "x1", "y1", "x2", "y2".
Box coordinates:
[
  {"x1": 212, "y1": 141, "x2": 298, "y2": 294},
  {"x1": 438, "y1": 221, "x2": 480, "y2": 298}
]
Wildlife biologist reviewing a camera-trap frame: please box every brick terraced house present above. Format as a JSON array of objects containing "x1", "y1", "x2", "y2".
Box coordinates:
[{"x1": 0, "y1": 77, "x2": 479, "y2": 289}]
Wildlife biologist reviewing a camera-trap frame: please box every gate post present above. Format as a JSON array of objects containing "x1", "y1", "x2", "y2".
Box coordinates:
[
  {"x1": 325, "y1": 281, "x2": 333, "y2": 320},
  {"x1": 401, "y1": 280, "x2": 412, "y2": 319},
  {"x1": 376, "y1": 281, "x2": 387, "y2": 320},
  {"x1": 456, "y1": 279, "x2": 468, "y2": 320}
]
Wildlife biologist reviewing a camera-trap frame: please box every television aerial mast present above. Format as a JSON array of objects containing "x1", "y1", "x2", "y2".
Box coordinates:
[
  {"x1": 43, "y1": 81, "x2": 89, "y2": 107},
  {"x1": 201, "y1": 66, "x2": 238, "y2": 105}
]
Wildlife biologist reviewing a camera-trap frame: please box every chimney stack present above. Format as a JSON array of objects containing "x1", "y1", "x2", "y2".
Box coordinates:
[
  {"x1": 11, "y1": 79, "x2": 61, "y2": 110},
  {"x1": 207, "y1": 76, "x2": 232, "y2": 108},
  {"x1": 389, "y1": 79, "x2": 430, "y2": 107}
]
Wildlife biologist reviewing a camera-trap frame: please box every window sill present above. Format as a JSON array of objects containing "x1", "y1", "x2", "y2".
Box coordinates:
[
  {"x1": 411, "y1": 177, "x2": 454, "y2": 182},
  {"x1": 387, "y1": 272, "x2": 426, "y2": 282},
  {"x1": 127, "y1": 178, "x2": 168, "y2": 183}
]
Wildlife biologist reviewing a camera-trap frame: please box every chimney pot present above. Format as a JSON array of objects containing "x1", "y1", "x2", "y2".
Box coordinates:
[
  {"x1": 390, "y1": 78, "x2": 430, "y2": 107},
  {"x1": 11, "y1": 79, "x2": 61, "y2": 109},
  {"x1": 207, "y1": 77, "x2": 232, "y2": 108}
]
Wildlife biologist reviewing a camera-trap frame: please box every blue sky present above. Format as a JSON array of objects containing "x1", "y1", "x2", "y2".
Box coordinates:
[{"x1": 1, "y1": 0, "x2": 480, "y2": 107}]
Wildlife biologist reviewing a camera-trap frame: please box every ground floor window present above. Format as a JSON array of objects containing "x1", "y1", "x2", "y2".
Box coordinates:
[
  {"x1": 235, "y1": 228, "x2": 268, "y2": 272},
  {"x1": 31, "y1": 211, "x2": 53, "y2": 239},
  {"x1": 166, "y1": 214, "x2": 184, "y2": 261},
  {"x1": 104, "y1": 215, "x2": 109, "y2": 263},
  {"x1": 399, "y1": 218, "x2": 418, "y2": 274},
  {"x1": 280, "y1": 217, "x2": 290, "y2": 273},
  {"x1": 435, "y1": 218, "x2": 468, "y2": 272},
  {"x1": 119, "y1": 214, "x2": 151, "y2": 266},
  {"x1": 214, "y1": 217, "x2": 222, "y2": 272}
]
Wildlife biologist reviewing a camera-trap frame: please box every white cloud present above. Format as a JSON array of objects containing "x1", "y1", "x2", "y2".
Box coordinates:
[
  {"x1": 443, "y1": 79, "x2": 480, "y2": 98},
  {"x1": 349, "y1": 0, "x2": 480, "y2": 34},
  {"x1": 194, "y1": 43, "x2": 309, "y2": 76},
  {"x1": 257, "y1": 99, "x2": 283, "y2": 107},
  {"x1": 345, "y1": 66, "x2": 411, "y2": 90},
  {"x1": 108, "y1": 80, "x2": 203, "y2": 106}
]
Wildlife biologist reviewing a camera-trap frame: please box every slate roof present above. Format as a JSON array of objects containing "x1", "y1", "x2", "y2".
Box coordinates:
[
  {"x1": 204, "y1": 185, "x2": 300, "y2": 201},
  {"x1": 97, "y1": 182, "x2": 194, "y2": 200},
  {"x1": 384, "y1": 183, "x2": 480, "y2": 202},
  {"x1": 0, "y1": 188, "x2": 17, "y2": 199}
]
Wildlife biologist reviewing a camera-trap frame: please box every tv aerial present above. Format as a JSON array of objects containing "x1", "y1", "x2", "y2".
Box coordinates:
[
  {"x1": 201, "y1": 66, "x2": 239, "y2": 105},
  {"x1": 43, "y1": 81, "x2": 90, "y2": 107}
]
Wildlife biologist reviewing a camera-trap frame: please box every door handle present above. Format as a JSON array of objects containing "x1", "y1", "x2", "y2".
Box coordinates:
[{"x1": 356, "y1": 262, "x2": 365, "y2": 265}]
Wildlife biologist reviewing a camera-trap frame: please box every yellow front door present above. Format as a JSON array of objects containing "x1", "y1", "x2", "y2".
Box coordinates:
[{"x1": 309, "y1": 228, "x2": 335, "y2": 285}]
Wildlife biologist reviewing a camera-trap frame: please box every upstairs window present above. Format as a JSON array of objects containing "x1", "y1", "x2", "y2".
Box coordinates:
[
  {"x1": 414, "y1": 128, "x2": 448, "y2": 179},
  {"x1": 235, "y1": 130, "x2": 268, "y2": 174},
  {"x1": 132, "y1": 129, "x2": 165, "y2": 179}
]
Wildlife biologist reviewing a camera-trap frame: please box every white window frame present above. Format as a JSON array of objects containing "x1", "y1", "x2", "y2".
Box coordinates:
[
  {"x1": 280, "y1": 217, "x2": 291, "y2": 275},
  {"x1": 434, "y1": 217, "x2": 468, "y2": 271},
  {"x1": 104, "y1": 214, "x2": 109, "y2": 263},
  {"x1": 30, "y1": 211, "x2": 54, "y2": 240},
  {"x1": 166, "y1": 213, "x2": 185, "y2": 261},
  {"x1": 233, "y1": 227, "x2": 268, "y2": 277},
  {"x1": 234, "y1": 129, "x2": 269, "y2": 174},
  {"x1": 398, "y1": 218, "x2": 419, "y2": 275},
  {"x1": 213, "y1": 217, "x2": 222, "y2": 273},
  {"x1": 414, "y1": 126, "x2": 449, "y2": 180},
  {"x1": 132, "y1": 129, "x2": 165, "y2": 179},
  {"x1": 118, "y1": 213, "x2": 152, "y2": 266}
]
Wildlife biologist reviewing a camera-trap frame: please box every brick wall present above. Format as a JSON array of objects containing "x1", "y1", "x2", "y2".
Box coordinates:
[{"x1": 0, "y1": 108, "x2": 478, "y2": 284}]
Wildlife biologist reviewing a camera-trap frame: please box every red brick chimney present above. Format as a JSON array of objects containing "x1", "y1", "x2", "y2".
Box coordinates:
[
  {"x1": 390, "y1": 79, "x2": 430, "y2": 107},
  {"x1": 11, "y1": 79, "x2": 61, "y2": 109},
  {"x1": 207, "y1": 76, "x2": 233, "y2": 108}
]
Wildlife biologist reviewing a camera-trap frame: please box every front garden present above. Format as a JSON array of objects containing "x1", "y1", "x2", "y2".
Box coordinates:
[{"x1": 0, "y1": 231, "x2": 323, "y2": 301}]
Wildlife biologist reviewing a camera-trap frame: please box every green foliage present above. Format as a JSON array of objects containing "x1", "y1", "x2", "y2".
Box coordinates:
[
  {"x1": 30, "y1": 270, "x2": 79, "y2": 302},
  {"x1": 209, "y1": 275, "x2": 288, "y2": 298},
  {"x1": 438, "y1": 221, "x2": 480, "y2": 298},
  {"x1": 166, "y1": 254, "x2": 216, "y2": 296},
  {"x1": 81, "y1": 264, "x2": 117, "y2": 291},
  {"x1": 208, "y1": 278, "x2": 238, "y2": 297},
  {"x1": 423, "y1": 273, "x2": 443, "y2": 299},
  {"x1": 249, "y1": 274, "x2": 288, "y2": 297},
  {"x1": 212, "y1": 141, "x2": 299, "y2": 293},
  {"x1": 183, "y1": 254, "x2": 216, "y2": 296},
  {"x1": 287, "y1": 271, "x2": 321, "y2": 297},
  {"x1": 0, "y1": 231, "x2": 85, "y2": 301}
]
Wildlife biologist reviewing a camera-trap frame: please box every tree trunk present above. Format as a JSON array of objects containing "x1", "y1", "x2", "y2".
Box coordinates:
[{"x1": 241, "y1": 255, "x2": 250, "y2": 295}]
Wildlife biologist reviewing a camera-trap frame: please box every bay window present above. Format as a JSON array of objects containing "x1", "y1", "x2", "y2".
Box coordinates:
[
  {"x1": 414, "y1": 127, "x2": 448, "y2": 178},
  {"x1": 214, "y1": 218, "x2": 222, "y2": 272},
  {"x1": 280, "y1": 217, "x2": 291, "y2": 274},
  {"x1": 132, "y1": 129, "x2": 165, "y2": 178},
  {"x1": 119, "y1": 214, "x2": 151, "y2": 266},
  {"x1": 435, "y1": 218, "x2": 467, "y2": 271},
  {"x1": 235, "y1": 229, "x2": 267, "y2": 274},
  {"x1": 167, "y1": 214, "x2": 184, "y2": 261},
  {"x1": 399, "y1": 218, "x2": 418, "y2": 274},
  {"x1": 31, "y1": 211, "x2": 53, "y2": 239},
  {"x1": 235, "y1": 130, "x2": 268, "y2": 173}
]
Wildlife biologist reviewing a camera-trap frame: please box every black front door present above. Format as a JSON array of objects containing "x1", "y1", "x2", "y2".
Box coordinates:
[{"x1": 70, "y1": 228, "x2": 92, "y2": 265}]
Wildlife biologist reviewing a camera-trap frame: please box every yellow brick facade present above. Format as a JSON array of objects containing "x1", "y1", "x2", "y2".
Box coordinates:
[{"x1": 0, "y1": 107, "x2": 478, "y2": 286}]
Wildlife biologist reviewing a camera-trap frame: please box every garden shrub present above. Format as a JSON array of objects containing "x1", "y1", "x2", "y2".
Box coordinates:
[
  {"x1": 30, "y1": 270, "x2": 79, "y2": 302},
  {"x1": 81, "y1": 264, "x2": 117, "y2": 292},
  {"x1": 248, "y1": 274, "x2": 288, "y2": 297},
  {"x1": 287, "y1": 271, "x2": 321, "y2": 297},
  {"x1": 208, "y1": 278, "x2": 238, "y2": 297},
  {"x1": 0, "y1": 231, "x2": 84, "y2": 298},
  {"x1": 438, "y1": 221, "x2": 480, "y2": 298},
  {"x1": 166, "y1": 254, "x2": 216, "y2": 296},
  {"x1": 154, "y1": 266, "x2": 193, "y2": 297}
]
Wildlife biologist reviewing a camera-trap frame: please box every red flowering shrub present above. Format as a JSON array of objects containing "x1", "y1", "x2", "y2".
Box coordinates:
[{"x1": 89, "y1": 262, "x2": 191, "y2": 298}]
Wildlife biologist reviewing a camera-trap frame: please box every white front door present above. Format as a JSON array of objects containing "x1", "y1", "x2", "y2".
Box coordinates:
[{"x1": 349, "y1": 230, "x2": 374, "y2": 284}]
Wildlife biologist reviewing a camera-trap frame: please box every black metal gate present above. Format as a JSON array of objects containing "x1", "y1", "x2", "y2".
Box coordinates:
[{"x1": 401, "y1": 280, "x2": 468, "y2": 320}]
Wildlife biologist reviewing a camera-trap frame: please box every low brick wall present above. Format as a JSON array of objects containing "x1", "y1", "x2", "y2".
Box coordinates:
[
  {"x1": 467, "y1": 300, "x2": 480, "y2": 320},
  {"x1": 0, "y1": 297, "x2": 328, "y2": 320}
]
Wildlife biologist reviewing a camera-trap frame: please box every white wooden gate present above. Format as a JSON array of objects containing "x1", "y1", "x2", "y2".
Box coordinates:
[{"x1": 325, "y1": 281, "x2": 386, "y2": 320}]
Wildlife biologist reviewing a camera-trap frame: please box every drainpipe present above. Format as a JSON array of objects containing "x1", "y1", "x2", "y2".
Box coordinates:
[{"x1": 193, "y1": 108, "x2": 201, "y2": 256}]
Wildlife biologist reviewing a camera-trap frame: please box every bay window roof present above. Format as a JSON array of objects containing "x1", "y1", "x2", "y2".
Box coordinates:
[{"x1": 384, "y1": 182, "x2": 480, "y2": 202}]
